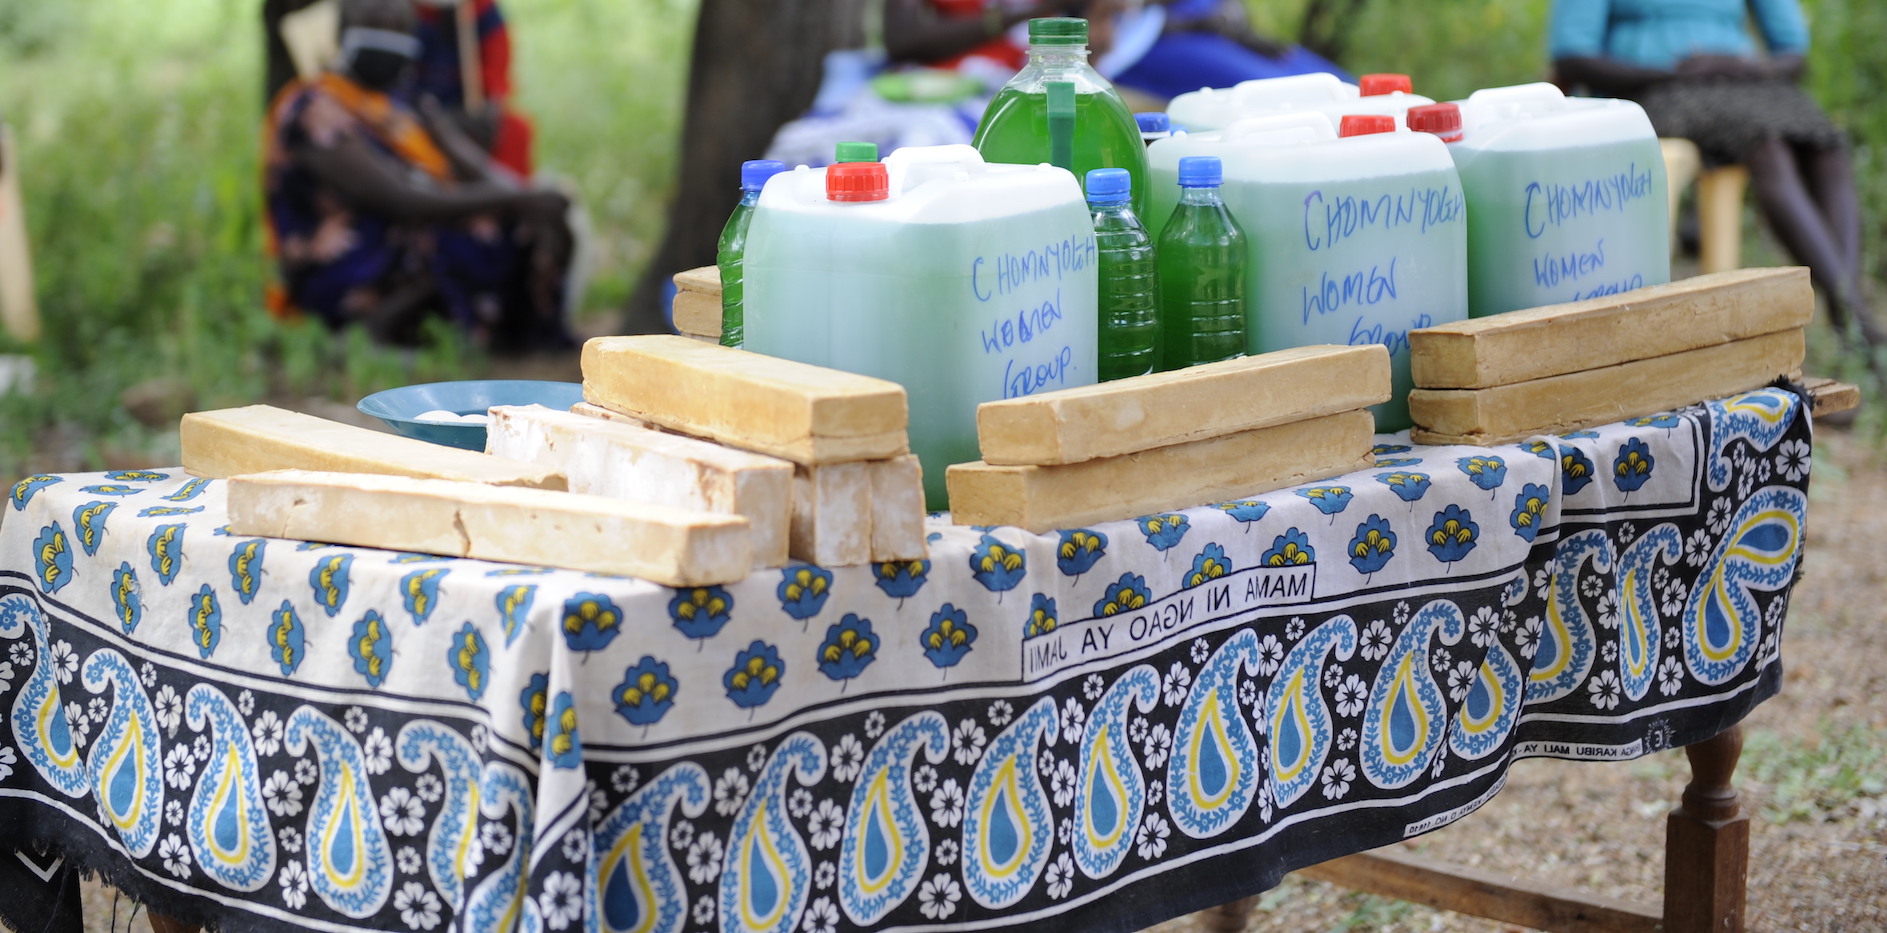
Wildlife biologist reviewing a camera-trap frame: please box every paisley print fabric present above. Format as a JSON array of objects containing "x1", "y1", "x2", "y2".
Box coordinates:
[{"x1": 0, "y1": 389, "x2": 1808, "y2": 933}]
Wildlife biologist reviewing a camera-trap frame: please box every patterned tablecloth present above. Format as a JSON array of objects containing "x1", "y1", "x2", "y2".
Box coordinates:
[{"x1": 0, "y1": 388, "x2": 1811, "y2": 933}]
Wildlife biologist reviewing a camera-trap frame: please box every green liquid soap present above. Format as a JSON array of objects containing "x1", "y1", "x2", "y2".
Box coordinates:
[
  {"x1": 1087, "y1": 168, "x2": 1160, "y2": 381},
  {"x1": 971, "y1": 18, "x2": 1150, "y2": 216},
  {"x1": 717, "y1": 159, "x2": 787, "y2": 346},
  {"x1": 1156, "y1": 164, "x2": 1246, "y2": 371}
]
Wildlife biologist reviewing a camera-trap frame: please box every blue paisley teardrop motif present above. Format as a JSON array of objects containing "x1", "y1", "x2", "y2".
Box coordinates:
[
  {"x1": 1361, "y1": 600, "x2": 1462, "y2": 790},
  {"x1": 1447, "y1": 642, "x2": 1523, "y2": 761},
  {"x1": 839, "y1": 712, "x2": 948, "y2": 925},
  {"x1": 5, "y1": 594, "x2": 88, "y2": 797},
  {"x1": 1685, "y1": 486, "x2": 1803, "y2": 685},
  {"x1": 183, "y1": 685, "x2": 276, "y2": 891},
  {"x1": 963, "y1": 696, "x2": 1059, "y2": 909},
  {"x1": 593, "y1": 763, "x2": 709, "y2": 933},
  {"x1": 1267, "y1": 618, "x2": 1358, "y2": 808},
  {"x1": 721, "y1": 733, "x2": 826, "y2": 933},
  {"x1": 395, "y1": 722, "x2": 482, "y2": 906},
  {"x1": 464, "y1": 761, "x2": 538, "y2": 933},
  {"x1": 1169, "y1": 632, "x2": 1267, "y2": 838},
  {"x1": 1616, "y1": 524, "x2": 1682, "y2": 700},
  {"x1": 1075, "y1": 666, "x2": 1155, "y2": 877},
  {"x1": 1704, "y1": 390, "x2": 1795, "y2": 491},
  {"x1": 81, "y1": 649, "x2": 164, "y2": 858},
  {"x1": 1530, "y1": 530, "x2": 1606, "y2": 702},
  {"x1": 284, "y1": 707, "x2": 393, "y2": 917}
]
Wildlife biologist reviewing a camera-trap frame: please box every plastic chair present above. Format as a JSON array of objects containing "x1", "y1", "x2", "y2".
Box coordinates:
[{"x1": 1659, "y1": 137, "x2": 1748, "y2": 274}]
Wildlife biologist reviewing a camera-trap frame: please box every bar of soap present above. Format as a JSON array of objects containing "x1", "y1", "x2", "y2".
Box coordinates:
[
  {"x1": 1411, "y1": 268, "x2": 1812, "y2": 389},
  {"x1": 869, "y1": 455, "x2": 927, "y2": 562},
  {"x1": 182, "y1": 405, "x2": 564, "y2": 489},
  {"x1": 227, "y1": 470, "x2": 752, "y2": 586},
  {"x1": 582, "y1": 335, "x2": 908, "y2": 464},
  {"x1": 487, "y1": 405, "x2": 793, "y2": 568},
  {"x1": 672, "y1": 291, "x2": 724, "y2": 341},
  {"x1": 1409, "y1": 330, "x2": 1805, "y2": 445},
  {"x1": 791, "y1": 461, "x2": 873, "y2": 567},
  {"x1": 976, "y1": 345, "x2": 1390, "y2": 465},
  {"x1": 947, "y1": 410, "x2": 1376, "y2": 532},
  {"x1": 672, "y1": 266, "x2": 722, "y2": 295}
]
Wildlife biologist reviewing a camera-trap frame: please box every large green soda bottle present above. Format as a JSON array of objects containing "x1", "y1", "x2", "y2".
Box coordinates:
[
  {"x1": 971, "y1": 17, "x2": 1150, "y2": 215},
  {"x1": 1086, "y1": 167, "x2": 1159, "y2": 381},
  {"x1": 717, "y1": 159, "x2": 787, "y2": 347},
  {"x1": 1156, "y1": 156, "x2": 1246, "y2": 371}
]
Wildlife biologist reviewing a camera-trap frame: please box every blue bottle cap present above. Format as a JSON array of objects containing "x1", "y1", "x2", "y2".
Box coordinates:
[
  {"x1": 1085, "y1": 167, "x2": 1132, "y2": 204},
  {"x1": 1135, "y1": 112, "x2": 1171, "y2": 133},
  {"x1": 1177, "y1": 156, "x2": 1222, "y2": 188},
  {"x1": 740, "y1": 160, "x2": 788, "y2": 192}
]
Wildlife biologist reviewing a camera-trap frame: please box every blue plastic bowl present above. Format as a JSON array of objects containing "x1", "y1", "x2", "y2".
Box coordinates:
[{"x1": 358, "y1": 380, "x2": 586, "y2": 451}]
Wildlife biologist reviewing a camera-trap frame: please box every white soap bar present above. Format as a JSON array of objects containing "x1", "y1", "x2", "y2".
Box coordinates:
[
  {"x1": 791, "y1": 461, "x2": 873, "y2": 567},
  {"x1": 869, "y1": 456, "x2": 927, "y2": 562},
  {"x1": 227, "y1": 470, "x2": 753, "y2": 586},
  {"x1": 487, "y1": 405, "x2": 794, "y2": 568},
  {"x1": 182, "y1": 405, "x2": 564, "y2": 489}
]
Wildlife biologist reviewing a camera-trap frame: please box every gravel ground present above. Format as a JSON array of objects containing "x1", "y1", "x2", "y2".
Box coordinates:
[{"x1": 75, "y1": 428, "x2": 1886, "y2": 933}]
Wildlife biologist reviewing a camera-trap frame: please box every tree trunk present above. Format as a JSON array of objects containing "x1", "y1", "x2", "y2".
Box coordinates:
[{"x1": 622, "y1": 0, "x2": 843, "y2": 334}]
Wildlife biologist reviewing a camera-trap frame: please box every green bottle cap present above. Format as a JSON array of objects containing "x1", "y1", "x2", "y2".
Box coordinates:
[
  {"x1": 834, "y1": 141, "x2": 879, "y2": 163},
  {"x1": 1027, "y1": 17, "x2": 1087, "y2": 46}
]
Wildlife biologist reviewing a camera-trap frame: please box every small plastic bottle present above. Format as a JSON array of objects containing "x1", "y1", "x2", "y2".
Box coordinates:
[
  {"x1": 717, "y1": 159, "x2": 787, "y2": 347},
  {"x1": 1087, "y1": 167, "x2": 1160, "y2": 381},
  {"x1": 1156, "y1": 156, "x2": 1246, "y2": 371},
  {"x1": 1135, "y1": 112, "x2": 1172, "y2": 147}
]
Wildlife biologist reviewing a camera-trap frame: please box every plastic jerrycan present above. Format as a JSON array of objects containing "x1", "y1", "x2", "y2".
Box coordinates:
[
  {"x1": 973, "y1": 18, "x2": 1151, "y2": 215},
  {"x1": 742, "y1": 145, "x2": 1099, "y2": 509},
  {"x1": 1167, "y1": 72, "x2": 1434, "y2": 133},
  {"x1": 1450, "y1": 82, "x2": 1669, "y2": 317},
  {"x1": 1146, "y1": 112, "x2": 1469, "y2": 431}
]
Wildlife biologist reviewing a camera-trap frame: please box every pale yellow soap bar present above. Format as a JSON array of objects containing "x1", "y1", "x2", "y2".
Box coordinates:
[
  {"x1": 790, "y1": 461, "x2": 873, "y2": 567},
  {"x1": 947, "y1": 410, "x2": 1376, "y2": 532},
  {"x1": 182, "y1": 405, "x2": 564, "y2": 489},
  {"x1": 976, "y1": 345, "x2": 1389, "y2": 465},
  {"x1": 487, "y1": 405, "x2": 793, "y2": 567},
  {"x1": 869, "y1": 455, "x2": 928, "y2": 562},
  {"x1": 582, "y1": 335, "x2": 909, "y2": 464},
  {"x1": 1410, "y1": 267, "x2": 1812, "y2": 389},
  {"x1": 672, "y1": 290, "x2": 723, "y2": 340},
  {"x1": 227, "y1": 469, "x2": 753, "y2": 586},
  {"x1": 1409, "y1": 330, "x2": 1805, "y2": 445}
]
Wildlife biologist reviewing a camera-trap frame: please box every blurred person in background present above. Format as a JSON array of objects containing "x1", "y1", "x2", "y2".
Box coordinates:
[
  {"x1": 1552, "y1": 0, "x2": 1883, "y2": 350},
  {"x1": 263, "y1": 0, "x2": 574, "y2": 348}
]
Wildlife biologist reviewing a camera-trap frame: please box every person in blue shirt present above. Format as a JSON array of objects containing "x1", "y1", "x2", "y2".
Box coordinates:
[{"x1": 1551, "y1": 0, "x2": 1881, "y2": 351}]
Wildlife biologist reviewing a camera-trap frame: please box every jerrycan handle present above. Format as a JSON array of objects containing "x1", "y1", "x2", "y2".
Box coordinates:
[
  {"x1": 1231, "y1": 72, "x2": 1354, "y2": 106},
  {"x1": 1465, "y1": 82, "x2": 1565, "y2": 105},
  {"x1": 882, "y1": 144, "x2": 988, "y2": 193},
  {"x1": 1221, "y1": 111, "x2": 1339, "y2": 143},
  {"x1": 1047, "y1": 81, "x2": 1076, "y2": 174}
]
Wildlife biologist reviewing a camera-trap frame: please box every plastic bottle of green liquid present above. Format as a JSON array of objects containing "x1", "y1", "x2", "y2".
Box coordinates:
[
  {"x1": 1156, "y1": 156, "x2": 1246, "y2": 371},
  {"x1": 717, "y1": 159, "x2": 787, "y2": 347},
  {"x1": 1086, "y1": 167, "x2": 1160, "y2": 381},
  {"x1": 971, "y1": 18, "x2": 1150, "y2": 215}
]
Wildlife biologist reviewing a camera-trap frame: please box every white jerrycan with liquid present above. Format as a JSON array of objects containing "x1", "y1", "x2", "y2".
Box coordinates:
[
  {"x1": 1450, "y1": 82, "x2": 1669, "y2": 317},
  {"x1": 743, "y1": 144, "x2": 1099, "y2": 508},
  {"x1": 1147, "y1": 112, "x2": 1468, "y2": 431}
]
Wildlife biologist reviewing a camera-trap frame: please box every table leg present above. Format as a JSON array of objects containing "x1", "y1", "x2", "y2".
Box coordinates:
[
  {"x1": 1201, "y1": 894, "x2": 1257, "y2": 932},
  {"x1": 1663, "y1": 724, "x2": 1749, "y2": 933},
  {"x1": 147, "y1": 910, "x2": 202, "y2": 933}
]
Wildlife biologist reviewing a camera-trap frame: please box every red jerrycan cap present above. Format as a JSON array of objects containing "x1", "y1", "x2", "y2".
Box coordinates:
[
  {"x1": 1339, "y1": 114, "x2": 1398, "y2": 138},
  {"x1": 826, "y1": 162, "x2": 889, "y2": 202},
  {"x1": 1406, "y1": 102, "x2": 1464, "y2": 142},
  {"x1": 1358, "y1": 73, "x2": 1413, "y2": 96}
]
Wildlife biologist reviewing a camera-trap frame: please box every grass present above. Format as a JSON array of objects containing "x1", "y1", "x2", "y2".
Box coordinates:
[{"x1": 0, "y1": 0, "x2": 1881, "y2": 479}]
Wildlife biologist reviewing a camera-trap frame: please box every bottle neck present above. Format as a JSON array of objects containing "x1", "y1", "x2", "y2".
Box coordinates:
[
  {"x1": 1026, "y1": 45, "x2": 1091, "y2": 70},
  {"x1": 1178, "y1": 186, "x2": 1222, "y2": 206},
  {"x1": 739, "y1": 189, "x2": 764, "y2": 205}
]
